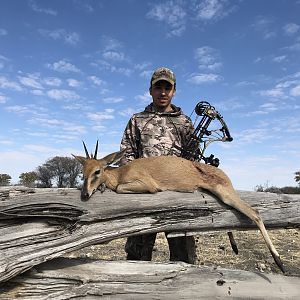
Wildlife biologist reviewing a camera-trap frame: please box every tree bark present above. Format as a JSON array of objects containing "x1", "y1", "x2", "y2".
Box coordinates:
[
  {"x1": 0, "y1": 187, "x2": 299, "y2": 284},
  {"x1": 1, "y1": 258, "x2": 299, "y2": 299}
]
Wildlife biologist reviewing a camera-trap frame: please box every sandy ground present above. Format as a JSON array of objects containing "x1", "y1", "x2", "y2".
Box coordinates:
[{"x1": 68, "y1": 228, "x2": 299, "y2": 276}]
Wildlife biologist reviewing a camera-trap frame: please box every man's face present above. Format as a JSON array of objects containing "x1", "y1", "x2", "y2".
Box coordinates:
[{"x1": 149, "y1": 80, "x2": 176, "y2": 112}]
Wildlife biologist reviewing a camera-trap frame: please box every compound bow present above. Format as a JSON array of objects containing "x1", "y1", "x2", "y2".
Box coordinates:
[{"x1": 180, "y1": 101, "x2": 233, "y2": 167}]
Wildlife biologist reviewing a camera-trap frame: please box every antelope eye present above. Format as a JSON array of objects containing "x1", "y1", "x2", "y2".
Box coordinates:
[{"x1": 94, "y1": 170, "x2": 101, "y2": 175}]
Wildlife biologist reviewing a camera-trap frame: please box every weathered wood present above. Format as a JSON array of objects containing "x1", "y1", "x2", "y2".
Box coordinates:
[
  {"x1": 1, "y1": 258, "x2": 299, "y2": 299},
  {"x1": 0, "y1": 187, "x2": 299, "y2": 284},
  {"x1": 0, "y1": 186, "x2": 35, "y2": 201}
]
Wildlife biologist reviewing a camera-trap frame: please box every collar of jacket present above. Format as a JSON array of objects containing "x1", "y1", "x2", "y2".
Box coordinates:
[{"x1": 144, "y1": 103, "x2": 182, "y2": 116}]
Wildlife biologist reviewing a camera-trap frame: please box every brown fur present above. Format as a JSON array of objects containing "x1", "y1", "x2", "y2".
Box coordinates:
[{"x1": 73, "y1": 148, "x2": 284, "y2": 272}]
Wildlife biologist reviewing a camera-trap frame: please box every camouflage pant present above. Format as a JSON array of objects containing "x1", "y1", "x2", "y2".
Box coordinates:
[{"x1": 125, "y1": 233, "x2": 196, "y2": 264}]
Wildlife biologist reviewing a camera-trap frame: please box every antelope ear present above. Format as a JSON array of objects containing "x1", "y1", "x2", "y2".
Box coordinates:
[
  {"x1": 72, "y1": 154, "x2": 86, "y2": 165},
  {"x1": 102, "y1": 149, "x2": 126, "y2": 166}
]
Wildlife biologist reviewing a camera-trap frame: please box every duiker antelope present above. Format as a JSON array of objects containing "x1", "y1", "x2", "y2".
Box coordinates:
[{"x1": 73, "y1": 141, "x2": 284, "y2": 272}]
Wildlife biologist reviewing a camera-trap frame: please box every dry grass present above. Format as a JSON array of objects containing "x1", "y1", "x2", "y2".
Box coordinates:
[{"x1": 68, "y1": 228, "x2": 300, "y2": 275}]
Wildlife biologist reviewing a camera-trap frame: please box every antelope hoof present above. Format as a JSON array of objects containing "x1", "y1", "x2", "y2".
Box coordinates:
[
  {"x1": 271, "y1": 252, "x2": 285, "y2": 273},
  {"x1": 227, "y1": 231, "x2": 238, "y2": 255}
]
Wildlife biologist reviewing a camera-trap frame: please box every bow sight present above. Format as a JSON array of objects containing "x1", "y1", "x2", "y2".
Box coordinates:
[{"x1": 180, "y1": 101, "x2": 233, "y2": 167}]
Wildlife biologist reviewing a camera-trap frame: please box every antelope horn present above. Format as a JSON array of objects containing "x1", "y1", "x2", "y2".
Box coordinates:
[
  {"x1": 94, "y1": 140, "x2": 99, "y2": 159},
  {"x1": 82, "y1": 141, "x2": 90, "y2": 159}
]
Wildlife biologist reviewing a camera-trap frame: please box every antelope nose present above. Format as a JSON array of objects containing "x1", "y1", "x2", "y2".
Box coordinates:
[{"x1": 81, "y1": 191, "x2": 90, "y2": 201}]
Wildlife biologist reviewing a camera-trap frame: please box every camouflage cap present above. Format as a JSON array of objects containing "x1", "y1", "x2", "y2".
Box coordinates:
[{"x1": 151, "y1": 67, "x2": 176, "y2": 86}]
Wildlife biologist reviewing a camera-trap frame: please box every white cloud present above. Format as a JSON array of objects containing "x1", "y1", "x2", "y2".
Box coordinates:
[
  {"x1": 119, "y1": 108, "x2": 137, "y2": 117},
  {"x1": 194, "y1": 46, "x2": 222, "y2": 70},
  {"x1": 259, "y1": 88, "x2": 284, "y2": 98},
  {"x1": 0, "y1": 139, "x2": 13, "y2": 145},
  {"x1": 51, "y1": 133, "x2": 81, "y2": 141},
  {"x1": 5, "y1": 105, "x2": 31, "y2": 114},
  {"x1": 94, "y1": 60, "x2": 132, "y2": 76},
  {"x1": 5, "y1": 104, "x2": 47, "y2": 117},
  {"x1": 27, "y1": 117, "x2": 58, "y2": 127},
  {"x1": 215, "y1": 98, "x2": 245, "y2": 111},
  {"x1": 102, "y1": 97, "x2": 124, "y2": 103},
  {"x1": 62, "y1": 103, "x2": 88, "y2": 111},
  {"x1": 255, "y1": 72, "x2": 300, "y2": 101},
  {"x1": 0, "y1": 54, "x2": 8, "y2": 70},
  {"x1": 38, "y1": 29, "x2": 80, "y2": 46},
  {"x1": 272, "y1": 55, "x2": 287, "y2": 63},
  {"x1": 290, "y1": 84, "x2": 300, "y2": 97},
  {"x1": 0, "y1": 54, "x2": 9, "y2": 61},
  {"x1": 99, "y1": 88, "x2": 109, "y2": 95},
  {"x1": 43, "y1": 77, "x2": 62, "y2": 87},
  {"x1": 146, "y1": 1, "x2": 186, "y2": 37},
  {"x1": 194, "y1": 0, "x2": 235, "y2": 22},
  {"x1": 47, "y1": 89, "x2": 80, "y2": 100},
  {"x1": 88, "y1": 76, "x2": 105, "y2": 86},
  {"x1": 254, "y1": 57, "x2": 262, "y2": 63},
  {"x1": 276, "y1": 80, "x2": 298, "y2": 89},
  {"x1": 283, "y1": 116, "x2": 300, "y2": 133},
  {"x1": 259, "y1": 102, "x2": 279, "y2": 112},
  {"x1": 62, "y1": 124, "x2": 86, "y2": 135},
  {"x1": 27, "y1": 132, "x2": 49, "y2": 138},
  {"x1": 47, "y1": 60, "x2": 81, "y2": 73},
  {"x1": 115, "y1": 67, "x2": 132, "y2": 76},
  {"x1": 168, "y1": 26, "x2": 186, "y2": 37},
  {"x1": 102, "y1": 51, "x2": 125, "y2": 61},
  {"x1": 91, "y1": 125, "x2": 106, "y2": 131},
  {"x1": 0, "y1": 94, "x2": 8, "y2": 103},
  {"x1": 28, "y1": 0, "x2": 57, "y2": 16},
  {"x1": 252, "y1": 16, "x2": 276, "y2": 39},
  {"x1": 187, "y1": 73, "x2": 221, "y2": 84},
  {"x1": 249, "y1": 110, "x2": 269, "y2": 116},
  {"x1": 87, "y1": 109, "x2": 115, "y2": 121},
  {"x1": 140, "y1": 70, "x2": 153, "y2": 79},
  {"x1": 67, "y1": 78, "x2": 81, "y2": 87},
  {"x1": 0, "y1": 76, "x2": 23, "y2": 91},
  {"x1": 284, "y1": 43, "x2": 300, "y2": 51},
  {"x1": 101, "y1": 36, "x2": 122, "y2": 51},
  {"x1": 24, "y1": 144, "x2": 59, "y2": 154},
  {"x1": 135, "y1": 62, "x2": 152, "y2": 71},
  {"x1": 30, "y1": 89, "x2": 44, "y2": 96},
  {"x1": 18, "y1": 75, "x2": 44, "y2": 89},
  {"x1": 0, "y1": 28, "x2": 7, "y2": 36},
  {"x1": 262, "y1": 31, "x2": 276, "y2": 39},
  {"x1": 235, "y1": 80, "x2": 256, "y2": 87},
  {"x1": 73, "y1": 0, "x2": 96, "y2": 13},
  {"x1": 135, "y1": 91, "x2": 152, "y2": 104},
  {"x1": 235, "y1": 128, "x2": 271, "y2": 144},
  {"x1": 28, "y1": 117, "x2": 86, "y2": 135},
  {"x1": 64, "y1": 32, "x2": 80, "y2": 45},
  {"x1": 283, "y1": 23, "x2": 300, "y2": 36}
]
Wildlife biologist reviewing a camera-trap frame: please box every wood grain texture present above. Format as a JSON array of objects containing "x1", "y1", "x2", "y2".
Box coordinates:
[
  {"x1": 1, "y1": 258, "x2": 299, "y2": 299},
  {"x1": 0, "y1": 187, "x2": 299, "y2": 284}
]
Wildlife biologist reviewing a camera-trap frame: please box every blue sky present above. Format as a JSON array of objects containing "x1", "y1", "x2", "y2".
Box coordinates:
[{"x1": 0, "y1": 0, "x2": 300, "y2": 190}]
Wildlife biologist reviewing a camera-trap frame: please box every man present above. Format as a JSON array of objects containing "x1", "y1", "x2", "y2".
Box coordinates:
[{"x1": 120, "y1": 67, "x2": 196, "y2": 263}]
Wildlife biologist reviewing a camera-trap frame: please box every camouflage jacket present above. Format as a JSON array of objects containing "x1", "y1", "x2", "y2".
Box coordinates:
[{"x1": 120, "y1": 103, "x2": 194, "y2": 165}]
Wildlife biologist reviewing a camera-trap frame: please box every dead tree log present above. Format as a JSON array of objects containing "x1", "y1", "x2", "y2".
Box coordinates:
[
  {"x1": 0, "y1": 187, "x2": 299, "y2": 284},
  {"x1": 1, "y1": 258, "x2": 300, "y2": 300}
]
